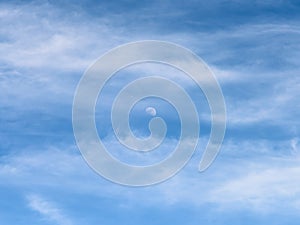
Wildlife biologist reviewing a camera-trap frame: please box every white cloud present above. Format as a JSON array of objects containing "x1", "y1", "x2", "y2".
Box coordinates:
[
  {"x1": 0, "y1": 3, "x2": 124, "y2": 72},
  {"x1": 1, "y1": 139, "x2": 300, "y2": 214},
  {"x1": 27, "y1": 194, "x2": 74, "y2": 225},
  {"x1": 1, "y1": 1, "x2": 300, "y2": 218},
  {"x1": 209, "y1": 158, "x2": 300, "y2": 212},
  {"x1": 225, "y1": 72, "x2": 300, "y2": 126}
]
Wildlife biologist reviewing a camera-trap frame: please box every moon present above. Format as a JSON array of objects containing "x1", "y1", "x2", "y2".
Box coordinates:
[{"x1": 145, "y1": 107, "x2": 157, "y2": 116}]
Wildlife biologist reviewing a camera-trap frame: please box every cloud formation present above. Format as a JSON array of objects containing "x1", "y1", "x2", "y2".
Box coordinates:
[
  {"x1": 27, "y1": 194, "x2": 74, "y2": 225},
  {"x1": 1, "y1": 0, "x2": 300, "y2": 224}
]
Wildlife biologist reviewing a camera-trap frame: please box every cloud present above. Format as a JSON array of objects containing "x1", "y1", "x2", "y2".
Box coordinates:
[
  {"x1": 27, "y1": 194, "x2": 74, "y2": 225},
  {"x1": 0, "y1": 138, "x2": 299, "y2": 213},
  {"x1": 0, "y1": 2, "x2": 128, "y2": 72},
  {"x1": 209, "y1": 157, "x2": 300, "y2": 212},
  {"x1": 1, "y1": 1, "x2": 300, "y2": 224}
]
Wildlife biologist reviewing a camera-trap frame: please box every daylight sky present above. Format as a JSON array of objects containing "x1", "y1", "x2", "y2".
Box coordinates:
[{"x1": 1, "y1": 0, "x2": 300, "y2": 224}]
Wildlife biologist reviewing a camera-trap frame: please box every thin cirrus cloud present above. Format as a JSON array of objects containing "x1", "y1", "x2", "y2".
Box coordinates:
[
  {"x1": 1, "y1": 0, "x2": 300, "y2": 224},
  {"x1": 0, "y1": 139, "x2": 299, "y2": 223},
  {"x1": 0, "y1": 138, "x2": 300, "y2": 224},
  {"x1": 27, "y1": 194, "x2": 74, "y2": 225}
]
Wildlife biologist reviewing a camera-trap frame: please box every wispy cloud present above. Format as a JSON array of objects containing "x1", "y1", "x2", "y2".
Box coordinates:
[
  {"x1": 27, "y1": 194, "x2": 74, "y2": 225},
  {"x1": 209, "y1": 158, "x2": 300, "y2": 212},
  {"x1": 1, "y1": 1, "x2": 300, "y2": 224},
  {"x1": 0, "y1": 140, "x2": 298, "y2": 212}
]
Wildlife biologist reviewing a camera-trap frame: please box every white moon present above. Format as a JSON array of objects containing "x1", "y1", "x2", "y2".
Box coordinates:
[{"x1": 145, "y1": 107, "x2": 156, "y2": 116}]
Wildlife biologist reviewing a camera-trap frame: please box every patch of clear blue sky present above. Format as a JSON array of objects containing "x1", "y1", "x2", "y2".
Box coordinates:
[{"x1": 1, "y1": 0, "x2": 300, "y2": 224}]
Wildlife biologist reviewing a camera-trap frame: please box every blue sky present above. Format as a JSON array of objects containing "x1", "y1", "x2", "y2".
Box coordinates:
[{"x1": 1, "y1": 0, "x2": 300, "y2": 224}]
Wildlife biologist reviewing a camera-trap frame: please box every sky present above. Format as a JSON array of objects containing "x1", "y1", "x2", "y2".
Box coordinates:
[{"x1": 1, "y1": 0, "x2": 300, "y2": 224}]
